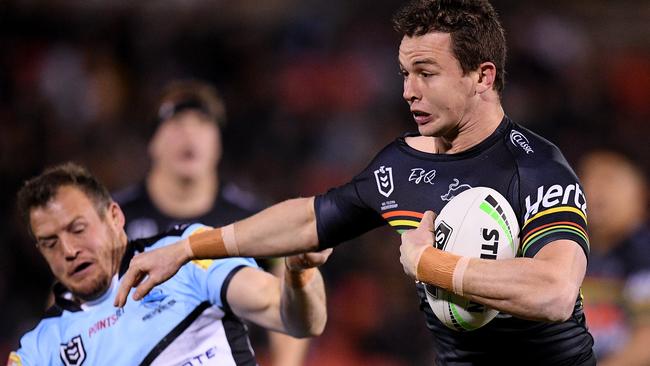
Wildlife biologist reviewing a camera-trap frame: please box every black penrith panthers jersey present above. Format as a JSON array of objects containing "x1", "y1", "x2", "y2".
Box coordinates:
[{"x1": 314, "y1": 117, "x2": 594, "y2": 365}]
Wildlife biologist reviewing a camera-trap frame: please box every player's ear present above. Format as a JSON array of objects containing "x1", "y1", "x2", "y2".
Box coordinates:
[
  {"x1": 107, "y1": 201, "x2": 126, "y2": 231},
  {"x1": 475, "y1": 62, "x2": 497, "y2": 94}
]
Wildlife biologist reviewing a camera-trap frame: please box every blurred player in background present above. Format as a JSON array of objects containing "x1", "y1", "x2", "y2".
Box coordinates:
[
  {"x1": 8, "y1": 163, "x2": 328, "y2": 366},
  {"x1": 578, "y1": 150, "x2": 650, "y2": 366},
  {"x1": 115, "y1": 1, "x2": 595, "y2": 364},
  {"x1": 114, "y1": 80, "x2": 311, "y2": 365}
]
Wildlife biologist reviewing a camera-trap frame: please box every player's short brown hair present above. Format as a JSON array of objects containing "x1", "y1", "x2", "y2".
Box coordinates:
[
  {"x1": 17, "y1": 162, "x2": 112, "y2": 236},
  {"x1": 392, "y1": 0, "x2": 507, "y2": 94}
]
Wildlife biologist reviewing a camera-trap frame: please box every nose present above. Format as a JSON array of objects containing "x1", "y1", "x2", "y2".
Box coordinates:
[
  {"x1": 60, "y1": 235, "x2": 80, "y2": 260},
  {"x1": 402, "y1": 76, "x2": 420, "y2": 104}
]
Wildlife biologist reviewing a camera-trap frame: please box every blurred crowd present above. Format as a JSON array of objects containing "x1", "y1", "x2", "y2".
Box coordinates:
[{"x1": 1, "y1": 0, "x2": 648, "y2": 364}]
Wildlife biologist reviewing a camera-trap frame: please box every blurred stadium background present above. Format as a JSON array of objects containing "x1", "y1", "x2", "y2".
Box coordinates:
[{"x1": 1, "y1": 0, "x2": 648, "y2": 364}]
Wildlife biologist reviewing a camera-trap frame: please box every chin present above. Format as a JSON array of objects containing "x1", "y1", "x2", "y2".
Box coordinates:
[
  {"x1": 173, "y1": 165, "x2": 205, "y2": 180},
  {"x1": 68, "y1": 275, "x2": 112, "y2": 301}
]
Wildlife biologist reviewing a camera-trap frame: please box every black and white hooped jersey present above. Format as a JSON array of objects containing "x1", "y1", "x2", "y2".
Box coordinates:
[
  {"x1": 314, "y1": 117, "x2": 594, "y2": 365},
  {"x1": 9, "y1": 224, "x2": 259, "y2": 366}
]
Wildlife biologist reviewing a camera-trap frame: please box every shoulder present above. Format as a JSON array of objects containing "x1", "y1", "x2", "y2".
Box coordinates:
[
  {"x1": 13, "y1": 317, "x2": 62, "y2": 363},
  {"x1": 219, "y1": 181, "x2": 264, "y2": 214},
  {"x1": 505, "y1": 123, "x2": 580, "y2": 191},
  {"x1": 623, "y1": 224, "x2": 650, "y2": 260},
  {"x1": 350, "y1": 136, "x2": 409, "y2": 180},
  {"x1": 505, "y1": 124, "x2": 572, "y2": 169}
]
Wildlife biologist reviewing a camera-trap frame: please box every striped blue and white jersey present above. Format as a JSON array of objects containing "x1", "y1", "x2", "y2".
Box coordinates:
[{"x1": 9, "y1": 223, "x2": 259, "y2": 366}]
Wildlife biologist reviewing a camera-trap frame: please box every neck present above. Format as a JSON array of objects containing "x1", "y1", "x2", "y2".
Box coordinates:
[
  {"x1": 408, "y1": 103, "x2": 505, "y2": 154},
  {"x1": 437, "y1": 103, "x2": 505, "y2": 154},
  {"x1": 590, "y1": 220, "x2": 642, "y2": 255},
  {"x1": 146, "y1": 168, "x2": 218, "y2": 219}
]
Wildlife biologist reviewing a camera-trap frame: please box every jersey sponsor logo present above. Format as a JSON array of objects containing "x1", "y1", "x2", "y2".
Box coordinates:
[
  {"x1": 141, "y1": 288, "x2": 168, "y2": 308},
  {"x1": 408, "y1": 168, "x2": 436, "y2": 185},
  {"x1": 88, "y1": 308, "x2": 124, "y2": 338},
  {"x1": 510, "y1": 130, "x2": 534, "y2": 154},
  {"x1": 434, "y1": 221, "x2": 453, "y2": 251},
  {"x1": 6, "y1": 352, "x2": 22, "y2": 366},
  {"x1": 181, "y1": 346, "x2": 218, "y2": 366},
  {"x1": 374, "y1": 166, "x2": 394, "y2": 198},
  {"x1": 60, "y1": 335, "x2": 86, "y2": 366},
  {"x1": 440, "y1": 179, "x2": 472, "y2": 202},
  {"x1": 141, "y1": 288, "x2": 177, "y2": 321},
  {"x1": 523, "y1": 183, "x2": 587, "y2": 222}
]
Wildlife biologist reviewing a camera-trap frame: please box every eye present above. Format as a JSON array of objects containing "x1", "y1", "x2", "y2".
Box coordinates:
[
  {"x1": 71, "y1": 224, "x2": 86, "y2": 234},
  {"x1": 421, "y1": 71, "x2": 433, "y2": 78},
  {"x1": 399, "y1": 69, "x2": 409, "y2": 78},
  {"x1": 39, "y1": 239, "x2": 57, "y2": 249}
]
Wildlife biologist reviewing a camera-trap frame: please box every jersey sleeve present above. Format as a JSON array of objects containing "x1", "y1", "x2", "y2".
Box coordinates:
[
  {"x1": 9, "y1": 321, "x2": 57, "y2": 366},
  {"x1": 516, "y1": 149, "x2": 590, "y2": 258},
  {"x1": 314, "y1": 175, "x2": 386, "y2": 249},
  {"x1": 179, "y1": 224, "x2": 259, "y2": 309}
]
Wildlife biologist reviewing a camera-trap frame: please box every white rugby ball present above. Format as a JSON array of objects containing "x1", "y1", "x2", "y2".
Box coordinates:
[{"x1": 425, "y1": 186, "x2": 520, "y2": 331}]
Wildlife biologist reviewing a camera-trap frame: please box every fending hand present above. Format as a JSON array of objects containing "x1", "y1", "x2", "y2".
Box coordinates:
[
  {"x1": 285, "y1": 248, "x2": 333, "y2": 272},
  {"x1": 114, "y1": 239, "x2": 192, "y2": 307},
  {"x1": 399, "y1": 210, "x2": 437, "y2": 279}
]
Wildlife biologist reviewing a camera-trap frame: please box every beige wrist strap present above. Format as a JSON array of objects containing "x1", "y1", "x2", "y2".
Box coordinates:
[
  {"x1": 416, "y1": 247, "x2": 466, "y2": 294},
  {"x1": 187, "y1": 224, "x2": 239, "y2": 259}
]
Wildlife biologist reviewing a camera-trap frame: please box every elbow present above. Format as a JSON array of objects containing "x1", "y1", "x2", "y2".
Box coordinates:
[
  {"x1": 288, "y1": 313, "x2": 327, "y2": 338},
  {"x1": 534, "y1": 281, "x2": 579, "y2": 322},
  {"x1": 310, "y1": 313, "x2": 327, "y2": 337}
]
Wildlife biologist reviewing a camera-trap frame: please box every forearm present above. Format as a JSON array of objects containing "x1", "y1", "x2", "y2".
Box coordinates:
[
  {"x1": 189, "y1": 197, "x2": 319, "y2": 259},
  {"x1": 280, "y1": 265, "x2": 327, "y2": 337},
  {"x1": 268, "y1": 332, "x2": 310, "y2": 366},
  {"x1": 415, "y1": 241, "x2": 584, "y2": 321},
  {"x1": 460, "y1": 257, "x2": 577, "y2": 321},
  {"x1": 237, "y1": 197, "x2": 320, "y2": 257}
]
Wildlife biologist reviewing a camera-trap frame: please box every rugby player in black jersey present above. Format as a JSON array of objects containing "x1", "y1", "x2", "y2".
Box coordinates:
[{"x1": 116, "y1": 1, "x2": 596, "y2": 364}]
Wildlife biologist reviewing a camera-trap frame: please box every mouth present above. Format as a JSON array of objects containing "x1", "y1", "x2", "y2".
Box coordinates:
[
  {"x1": 411, "y1": 110, "x2": 432, "y2": 125},
  {"x1": 69, "y1": 262, "x2": 93, "y2": 277},
  {"x1": 180, "y1": 148, "x2": 196, "y2": 160}
]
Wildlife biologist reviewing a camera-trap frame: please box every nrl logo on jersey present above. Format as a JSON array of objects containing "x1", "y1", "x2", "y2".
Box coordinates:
[
  {"x1": 524, "y1": 183, "x2": 587, "y2": 222},
  {"x1": 374, "y1": 166, "x2": 394, "y2": 198},
  {"x1": 510, "y1": 130, "x2": 534, "y2": 154},
  {"x1": 60, "y1": 335, "x2": 86, "y2": 366}
]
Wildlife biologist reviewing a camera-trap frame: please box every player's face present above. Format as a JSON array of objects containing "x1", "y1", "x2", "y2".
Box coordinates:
[
  {"x1": 149, "y1": 110, "x2": 222, "y2": 180},
  {"x1": 30, "y1": 186, "x2": 126, "y2": 301},
  {"x1": 580, "y1": 156, "x2": 644, "y2": 245},
  {"x1": 399, "y1": 32, "x2": 479, "y2": 137}
]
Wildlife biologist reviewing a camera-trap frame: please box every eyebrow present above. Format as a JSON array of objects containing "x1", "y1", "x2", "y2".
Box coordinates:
[
  {"x1": 413, "y1": 58, "x2": 440, "y2": 67},
  {"x1": 398, "y1": 58, "x2": 440, "y2": 70},
  {"x1": 35, "y1": 216, "x2": 83, "y2": 241}
]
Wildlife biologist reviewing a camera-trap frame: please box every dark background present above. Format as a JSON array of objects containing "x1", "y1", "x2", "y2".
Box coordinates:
[{"x1": 1, "y1": 0, "x2": 649, "y2": 364}]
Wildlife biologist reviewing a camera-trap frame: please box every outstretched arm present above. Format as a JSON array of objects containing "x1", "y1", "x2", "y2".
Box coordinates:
[
  {"x1": 115, "y1": 197, "x2": 319, "y2": 307},
  {"x1": 226, "y1": 249, "x2": 331, "y2": 337},
  {"x1": 400, "y1": 211, "x2": 587, "y2": 322}
]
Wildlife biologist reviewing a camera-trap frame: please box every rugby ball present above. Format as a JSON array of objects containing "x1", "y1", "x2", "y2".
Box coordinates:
[{"x1": 425, "y1": 186, "x2": 519, "y2": 331}]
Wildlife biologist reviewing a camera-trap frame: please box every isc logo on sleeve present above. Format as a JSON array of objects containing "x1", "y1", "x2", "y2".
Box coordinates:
[{"x1": 523, "y1": 183, "x2": 587, "y2": 222}]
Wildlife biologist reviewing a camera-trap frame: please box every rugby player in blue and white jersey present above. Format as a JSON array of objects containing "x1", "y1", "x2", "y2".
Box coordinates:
[
  {"x1": 8, "y1": 163, "x2": 329, "y2": 366},
  {"x1": 116, "y1": 1, "x2": 596, "y2": 364}
]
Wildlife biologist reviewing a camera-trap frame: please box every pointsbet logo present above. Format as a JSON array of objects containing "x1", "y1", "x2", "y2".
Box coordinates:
[{"x1": 523, "y1": 183, "x2": 587, "y2": 222}]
